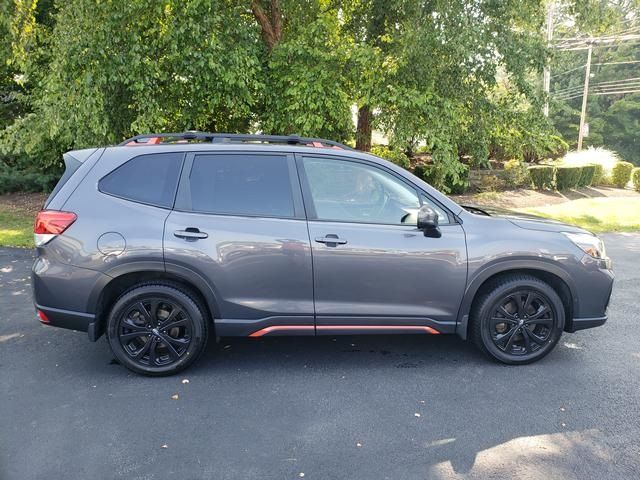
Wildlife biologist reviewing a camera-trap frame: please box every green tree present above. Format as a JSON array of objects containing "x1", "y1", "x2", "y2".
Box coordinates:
[
  {"x1": 550, "y1": 0, "x2": 640, "y2": 164},
  {"x1": 2, "y1": 0, "x2": 263, "y2": 169},
  {"x1": 251, "y1": 0, "x2": 353, "y2": 140}
]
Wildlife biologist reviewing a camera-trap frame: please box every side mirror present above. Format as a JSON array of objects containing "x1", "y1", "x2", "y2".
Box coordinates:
[{"x1": 417, "y1": 205, "x2": 441, "y2": 238}]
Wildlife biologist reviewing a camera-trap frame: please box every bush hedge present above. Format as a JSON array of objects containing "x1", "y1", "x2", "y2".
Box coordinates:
[
  {"x1": 0, "y1": 169, "x2": 58, "y2": 194},
  {"x1": 413, "y1": 164, "x2": 440, "y2": 186},
  {"x1": 555, "y1": 166, "x2": 583, "y2": 190},
  {"x1": 591, "y1": 164, "x2": 606, "y2": 185},
  {"x1": 503, "y1": 159, "x2": 530, "y2": 187},
  {"x1": 611, "y1": 161, "x2": 634, "y2": 188},
  {"x1": 370, "y1": 146, "x2": 411, "y2": 169},
  {"x1": 528, "y1": 165, "x2": 555, "y2": 189},
  {"x1": 577, "y1": 164, "x2": 597, "y2": 187},
  {"x1": 632, "y1": 168, "x2": 640, "y2": 192}
]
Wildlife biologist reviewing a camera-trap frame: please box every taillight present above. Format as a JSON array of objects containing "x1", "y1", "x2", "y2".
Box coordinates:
[{"x1": 34, "y1": 210, "x2": 77, "y2": 246}]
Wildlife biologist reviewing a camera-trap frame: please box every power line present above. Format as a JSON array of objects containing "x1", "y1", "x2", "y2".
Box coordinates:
[
  {"x1": 592, "y1": 89, "x2": 640, "y2": 96},
  {"x1": 555, "y1": 87, "x2": 640, "y2": 101},
  {"x1": 552, "y1": 64, "x2": 585, "y2": 78},
  {"x1": 552, "y1": 60, "x2": 640, "y2": 80},
  {"x1": 553, "y1": 80, "x2": 640, "y2": 98},
  {"x1": 594, "y1": 76, "x2": 640, "y2": 85},
  {"x1": 594, "y1": 59, "x2": 640, "y2": 67},
  {"x1": 562, "y1": 40, "x2": 640, "y2": 51}
]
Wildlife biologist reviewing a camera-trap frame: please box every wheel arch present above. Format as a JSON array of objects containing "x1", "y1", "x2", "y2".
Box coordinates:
[
  {"x1": 456, "y1": 261, "x2": 577, "y2": 340},
  {"x1": 87, "y1": 263, "x2": 221, "y2": 341}
]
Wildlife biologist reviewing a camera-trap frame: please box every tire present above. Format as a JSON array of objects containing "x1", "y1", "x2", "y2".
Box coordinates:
[
  {"x1": 106, "y1": 282, "x2": 209, "y2": 376},
  {"x1": 470, "y1": 274, "x2": 564, "y2": 365}
]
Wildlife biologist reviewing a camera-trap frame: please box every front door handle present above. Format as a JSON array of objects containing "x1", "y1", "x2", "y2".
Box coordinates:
[
  {"x1": 315, "y1": 235, "x2": 347, "y2": 246},
  {"x1": 174, "y1": 228, "x2": 208, "y2": 240}
]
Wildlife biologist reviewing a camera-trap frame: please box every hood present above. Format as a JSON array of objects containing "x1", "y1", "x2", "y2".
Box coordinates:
[{"x1": 462, "y1": 205, "x2": 590, "y2": 234}]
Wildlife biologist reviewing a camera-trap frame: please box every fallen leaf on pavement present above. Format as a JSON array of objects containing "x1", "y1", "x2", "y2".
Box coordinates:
[{"x1": 171, "y1": 394, "x2": 179, "y2": 400}]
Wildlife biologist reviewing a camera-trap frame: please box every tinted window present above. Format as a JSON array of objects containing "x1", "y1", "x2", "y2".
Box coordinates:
[
  {"x1": 99, "y1": 153, "x2": 183, "y2": 208},
  {"x1": 185, "y1": 154, "x2": 294, "y2": 217},
  {"x1": 303, "y1": 157, "x2": 422, "y2": 225}
]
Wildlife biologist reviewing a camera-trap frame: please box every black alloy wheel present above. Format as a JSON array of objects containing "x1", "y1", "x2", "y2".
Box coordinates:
[
  {"x1": 489, "y1": 291, "x2": 554, "y2": 356},
  {"x1": 118, "y1": 299, "x2": 192, "y2": 368},
  {"x1": 471, "y1": 274, "x2": 565, "y2": 364},
  {"x1": 107, "y1": 283, "x2": 208, "y2": 376}
]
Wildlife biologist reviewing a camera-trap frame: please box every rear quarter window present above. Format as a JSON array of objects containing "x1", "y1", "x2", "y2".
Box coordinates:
[{"x1": 99, "y1": 153, "x2": 184, "y2": 208}]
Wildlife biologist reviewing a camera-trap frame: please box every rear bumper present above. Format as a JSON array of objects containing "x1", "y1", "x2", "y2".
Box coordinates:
[
  {"x1": 35, "y1": 303, "x2": 98, "y2": 338},
  {"x1": 568, "y1": 315, "x2": 607, "y2": 332},
  {"x1": 32, "y1": 254, "x2": 108, "y2": 341}
]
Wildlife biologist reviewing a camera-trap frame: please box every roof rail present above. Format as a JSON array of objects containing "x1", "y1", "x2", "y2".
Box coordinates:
[{"x1": 118, "y1": 132, "x2": 353, "y2": 150}]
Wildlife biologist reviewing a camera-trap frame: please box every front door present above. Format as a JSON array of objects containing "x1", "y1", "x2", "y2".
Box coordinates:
[
  {"x1": 163, "y1": 151, "x2": 314, "y2": 337},
  {"x1": 298, "y1": 155, "x2": 467, "y2": 335}
]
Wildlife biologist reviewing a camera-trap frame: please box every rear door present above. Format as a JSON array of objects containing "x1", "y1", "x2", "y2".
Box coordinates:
[
  {"x1": 163, "y1": 151, "x2": 314, "y2": 337},
  {"x1": 298, "y1": 154, "x2": 467, "y2": 335}
]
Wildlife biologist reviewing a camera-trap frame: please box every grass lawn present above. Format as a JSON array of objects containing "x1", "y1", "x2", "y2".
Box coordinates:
[
  {"x1": 0, "y1": 206, "x2": 34, "y2": 248},
  {"x1": 520, "y1": 197, "x2": 640, "y2": 233}
]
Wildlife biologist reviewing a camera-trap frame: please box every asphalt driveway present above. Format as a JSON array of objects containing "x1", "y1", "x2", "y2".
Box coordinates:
[{"x1": 1, "y1": 233, "x2": 639, "y2": 479}]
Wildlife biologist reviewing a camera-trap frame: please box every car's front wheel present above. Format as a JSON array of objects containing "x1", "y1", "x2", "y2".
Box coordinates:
[
  {"x1": 470, "y1": 274, "x2": 564, "y2": 364},
  {"x1": 106, "y1": 282, "x2": 209, "y2": 376}
]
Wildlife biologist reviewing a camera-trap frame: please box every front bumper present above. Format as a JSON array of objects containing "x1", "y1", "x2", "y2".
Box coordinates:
[{"x1": 568, "y1": 260, "x2": 614, "y2": 332}]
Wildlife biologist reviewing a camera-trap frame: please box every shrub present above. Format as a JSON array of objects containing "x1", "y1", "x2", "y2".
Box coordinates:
[
  {"x1": 555, "y1": 166, "x2": 583, "y2": 190},
  {"x1": 528, "y1": 165, "x2": 555, "y2": 190},
  {"x1": 413, "y1": 163, "x2": 469, "y2": 193},
  {"x1": 370, "y1": 146, "x2": 410, "y2": 169},
  {"x1": 562, "y1": 147, "x2": 619, "y2": 184},
  {"x1": 478, "y1": 174, "x2": 506, "y2": 192},
  {"x1": 592, "y1": 164, "x2": 605, "y2": 185},
  {"x1": 414, "y1": 164, "x2": 444, "y2": 188},
  {"x1": 503, "y1": 159, "x2": 530, "y2": 188},
  {"x1": 632, "y1": 168, "x2": 640, "y2": 192},
  {"x1": 577, "y1": 164, "x2": 597, "y2": 187},
  {"x1": 611, "y1": 161, "x2": 634, "y2": 188},
  {"x1": 0, "y1": 169, "x2": 58, "y2": 194}
]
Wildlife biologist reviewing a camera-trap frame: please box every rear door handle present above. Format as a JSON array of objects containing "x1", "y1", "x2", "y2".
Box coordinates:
[
  {"x1": 174, "y1": 228, "x2": 208, "y2": 240},
  {"x1": 315, "y1": 235, "x2": 347, "y2": 245}
]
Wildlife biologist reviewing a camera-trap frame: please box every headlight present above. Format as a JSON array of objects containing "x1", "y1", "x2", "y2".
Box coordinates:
[{"x1": 562, "y1": 232, "x2": 606, "y2": 259}]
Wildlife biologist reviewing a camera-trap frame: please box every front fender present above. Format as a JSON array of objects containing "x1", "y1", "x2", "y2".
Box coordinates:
[{"x1": 455, "y1": 257, "x2": 578, "y2": 339}]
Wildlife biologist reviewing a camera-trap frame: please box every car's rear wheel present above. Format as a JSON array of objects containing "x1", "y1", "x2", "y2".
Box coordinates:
[
  {"x1": 106, "y1": 282, "x2": 209, "y2": 376},
  {"x1": 470, "y1": 274, "x2": 564, "y2": 364}
]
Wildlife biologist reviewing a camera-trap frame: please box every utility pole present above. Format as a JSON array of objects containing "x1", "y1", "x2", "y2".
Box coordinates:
[
  {"x1": 577, "y1": 42, "x2": 593, "y2": 151},
  {"x1": 543, "y1": 1, "x2": 555, "y2": 117}
]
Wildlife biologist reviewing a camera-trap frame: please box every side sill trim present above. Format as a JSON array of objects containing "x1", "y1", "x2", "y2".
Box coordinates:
[
  {"x1": 316, "y1": 325, "x2": 439, "y2": 334},
  {"x1": 249, "y1": 325, "x2": 315, "y2": 337},
  {"x1": 248, "y1": 324, "x2": 441, "y2": 337}
]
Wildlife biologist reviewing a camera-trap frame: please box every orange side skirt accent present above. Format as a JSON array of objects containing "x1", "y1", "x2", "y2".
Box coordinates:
[
  {"x1": 248, "y1": 325, "x2": 440, "y2": 337},
  {"x1": 316, "y1": 325, "x2": 440, "y2": 334},
  {"x1": 248, "y1": 325, "x2": 315, "y2": 337}
]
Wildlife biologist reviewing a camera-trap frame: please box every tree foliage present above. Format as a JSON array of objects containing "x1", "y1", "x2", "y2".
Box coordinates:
[
  {"x1": 550, "y1": 0, "x2": 640, "y2": 165},
  {"x1": 0, "y1": 0, "x2": 597, "y2": 189}
]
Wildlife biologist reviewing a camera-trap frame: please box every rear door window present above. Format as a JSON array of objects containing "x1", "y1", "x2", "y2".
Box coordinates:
[
  {"x1": 99, "y1": 153, "x2": 184, "y2": 208},
  {"x1": 177, "y1": 153, "x2": 295, "y2": 218}
]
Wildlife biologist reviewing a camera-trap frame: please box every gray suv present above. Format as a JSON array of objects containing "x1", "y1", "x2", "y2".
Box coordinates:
[{"x1": 32, "y1": 132, "x2": 614, "y2": 375}]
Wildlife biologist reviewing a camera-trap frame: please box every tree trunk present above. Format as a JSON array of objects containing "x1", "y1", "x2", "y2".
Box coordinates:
[
  {"x1": 251, "y1": 0, "x2": 283, "y2": 52},
  {"x1": 356, "y1": 105, "x2": 372, "y2": 151}
]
